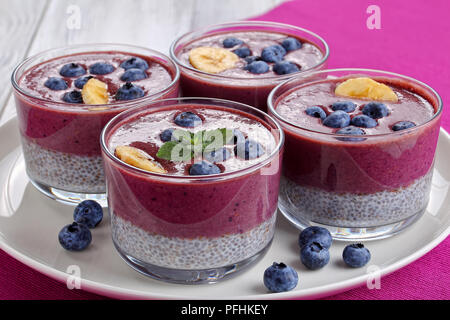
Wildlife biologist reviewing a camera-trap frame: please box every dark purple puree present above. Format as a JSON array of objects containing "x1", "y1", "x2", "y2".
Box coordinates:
[{"x1": 15, "y1": 51, "x2": 177, "y2": 156}]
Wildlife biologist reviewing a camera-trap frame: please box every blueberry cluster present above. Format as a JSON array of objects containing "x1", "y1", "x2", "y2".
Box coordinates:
[
  {"x1": 58, "y1": 200, "x2": 103, "y2": 251},
  {"x1": 221, "y1": 36, "x2": 302, "y2": 75}
]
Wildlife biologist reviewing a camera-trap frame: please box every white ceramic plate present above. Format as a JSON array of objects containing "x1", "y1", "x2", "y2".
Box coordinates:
[{"x1": 0, "y1": 117, "x2": 449, "y2": 300}]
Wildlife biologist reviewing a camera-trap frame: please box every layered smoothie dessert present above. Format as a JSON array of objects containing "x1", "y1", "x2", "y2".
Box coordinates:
[
  {"x1": 170, "y1": 21, "x2": 328, "y2": 110},
  {"x1": 12, "y1": 44, "x2": 179, "y2": 204},
  {"x1": 101, "y1": 98, "x2": 283, "y2": 283},
  {"x1": 268, "y1": 69, "x2": 442, "y2": 239}
]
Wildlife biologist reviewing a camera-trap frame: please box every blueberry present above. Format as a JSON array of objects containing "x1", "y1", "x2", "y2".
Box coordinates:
[
  {"x1": 189, "y1": 161, "x2": 221, "y2": 175},
  {"x1": 323, "y1": 110, "x2": 351, "y2": 128},
  {"x1": 74, "y1": 76, "x2": 93, "y2": 89},
  {"x1": 233, "y1": 47, "x2": 251, "y2": 58},
  {"x1": 44, "y1": 77, "x2": 68, "y2": 90},
  {"x1": 204, "y1": 147, "x2": 231, "y2": 163},
  {"x1": 336, "y1": 126, "x2": 366, "y2": 141},
  {"x1": 235, "y1": 139, "x2": 265, "y2": 160},
  {"x1": 362, "y1": 102, "x2": 389, "y2": 119},
  {"x1": 392, "y1": 121, "x2": 416, "y2": 131},
  {"x1": 89, "y1": 62, "x2": 115, "y2": 75},
  {"x1": 120, "y1": 57, "x2": 149, "y2": 71},
  {"x1": 263, "y1": 262, "x2": 298, "y2": 293},
  {"x1": 62, "y1": 90, "x2": 83, "y2": 104},
  {"x1": 305, "y1": 106, "x2": 326, "y2": 120},
  {"x1": 115, "y1": 82, "x2": 145, "y2": 101},
  {"x1": 222, "y1": 37, "x2": 243, "y2": 48},
  {"x1": 343, "y1": 243, "x2": 371, "y2": 268},
  {"x1": 261, "y1": 45, "x2": 286, "y2": 63},
  {"x1": 298, "y1": 226, "x2": 332, "y2": 249},
  {"x1": 73, "y1": 200, "x2": 103, "y2": 228},
  {"x1": 244, "y1": 61, "x2": 269, "y2": 74},
  {"x1": 331, "y1": 101, "x2": 357, "y2": 113},
  {"x1": 59, "y1": 63, "x2": 86, "y2": 77},
  {"x1": 174, "y1": 111, "x2": 202, "y2": 128},
  {"x1": 244, "y1": 56, "x2": 261, "y2": 64},
  {"x1": 281, "y1": 37, "x2": 302, "y2": 51},
  {"x1": 58, "y1": 222, "x2": 92, "y2": 251},
  {"x1": 120, "y1": 68, "x2": 148, "y2": 82},
  {"x1": 160, "y1": 128, "x2": 175, "y2": 142},
  {"x1": 231, "y1": 129, "x2": 246, "y2": 145},
  {"x1": 351, "y1": 115, "x2": 378, "y2": 128},
  {"x1": 273, "y1": 61, "x2": 300, "y2": 75},
  {"x1": 300, "y1": 242, "x2": 330, "y2": 270}
]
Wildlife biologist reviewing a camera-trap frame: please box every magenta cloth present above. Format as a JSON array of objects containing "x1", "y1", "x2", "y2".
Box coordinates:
[{"x1": 1, "y1": 0, "x2": 449, "y2": 299}]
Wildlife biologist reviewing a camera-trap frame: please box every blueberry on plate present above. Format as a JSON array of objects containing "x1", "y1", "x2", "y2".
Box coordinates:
[
  {"x1": 59, "y1": 63, "x2": 86, "y2": 77},
  {"x1": 62, "y1": 90, "x2": 83, "y2": 104},
  {"x1": 298, "y1": 226, "x2": 332, "y2": 249},
  {"x1": 305, "y1": 106, "x2": 326, "y2": 120},
  {"x1": 120, "y1": 57, "x2": 149, "y2": 71},
  {"x1": 120, "y1": 68, "x2": 148, "y2": 82},
  {"x1": 362, "y1": 102, "x2": 389, "y2": 119},
  {"x1": 281, "y1": 37, "x2": 302, "y2": 51},
  {"x1": 174, "y1": 111, "x2": 202, "y2": 128},
  {"x1": 392, "y1": 121, "x2": 416, "y2": 131},
  {"x1": 115, "y1": 82, "x2": 145, "y2": 101},
  {"x1": 74, "y1": 75, "x2": 93, "y2": 89},
  {"x1": 44, "y1": 77, "x2": 68, "y2": 90},
  {"x1": 261, "y1": 45, "x2": 287, "y2": 63},
  {"x1": 331, "y1": 101, "x2": 356, "y2": 113},
  {"x1": 58, "y1": 222, "x2": 92, "y2": 251},
  {"x1": 244, "y1": 56, "x2": 261, "y2": 64},
  {"x1": 189, "y1": 161, "x2": 221, "y2": 175},
  {"x1": 263, "y1": 262, "x2": 298, "y2": 293},
  {"x1": 235, "y1": 139, "x2": 265, "y2": 160},
  {"x1": 160, "y1": 128, "x2": 175, "y2": 142},
  {"x1": 89, "y1": 62, "x2": 115, "y2": 75},
  {"x1": 233, "y1": 47, "x2": 251, "y2": 58},
  {"x1": 300, "y1": 242, "x2": 330, "y2": 270},
  {"x1": 323, "y1": 110, "x2": 351, "y2": 128},
  {"x1": 222, "y1": 37, "x2": 243, "y2": 48},
  {"x1": 336, "y1": 126, "x2": 366, "y2": 141},
  {"x1": 351, "y1": 115, "x2": 378, "y2": 128},
  {"x1": 204, "y1": 147, "x2": 231, "y2": 163},
  {"x1": 343, "y1": 243, "x2": 371, "y2": 268},
  {"x1": 273, "y1": 61, "x2": 300, "y2": 75},
  {"x1": 244, "y1": 61, "x2": 269, "y2": 74},
  {"x1": 73, "y1": 200, "x2": 103, "y2": 228}
]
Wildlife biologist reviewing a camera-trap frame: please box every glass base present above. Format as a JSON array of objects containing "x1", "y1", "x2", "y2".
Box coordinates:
[
  {"x1": 30, "y1": 180, "x2": 107, "y2": 207},
  {"x1": 113, "y1": 238, "x2": 273, "y2": 284}
]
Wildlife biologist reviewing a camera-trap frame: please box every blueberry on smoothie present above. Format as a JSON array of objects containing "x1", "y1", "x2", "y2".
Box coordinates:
[
  {"x1": 261, "y1": 45, "x2": 286, "y2": 63},
  {"x1": 351, "y1": 115, "x2": 378, "y2": 128},
  {"x1": 120, "y1": 57, "x2": 149, "y2": 71},
  {"x1": 362, "y1": 102, "x2": 389, "y2": 119},
  {"x1": 244, "y1": 56, "x2": 261, "y2": 64},
  {"x1": 160, "y1": 128, "x2": 175, "y2": 142},
  {"x1": 233, "y1": 47, "x2": 251, "y2": 58},
  {"x1": 44, "y1": 77, "x2": 68, "y2": 90},
  {"x1": 62, "y1": 90, "x2": 83, "y2": 104},
  {"x1": 305, "y1": 106, "x2": 326, "y2": 120},
  {"x1": 115, "y1": 82, "x2": 145, "y2": 101},
  {"x1": 59, "y1": 63, "x2": 86, "y2": 77},
  {"x1": 73, "y1": 200, "x2": 103, "y2": 229},
  {"x1": 392, "y1": 121, "x2": 416, "y2": 131},
  {"x1": 298, "y1": 226, "x2": 332, "y2": 249},
  {"x1": 58, "y1": 222, "x2": 92, "y2": 251},
  {"x1": 263, "y1": 262, "x2": 298, "y2": 293},
  {"x1": 244, "y1": 61, "x2": 269, "y2": 74},
  {"x1": 204, "y1": 147, "x2": 231, "y2": 163},
  {"x1": 343, "y1": 243, "x2": 371, "y2": 268},
  {"x1": 331, "y1": 101, "x2": 356, "y2": 113},
  {"x1": 89, "y1": 62, "x2": 115, "y2": 75},
  {"x1": 323, "y1": 110, "x2": 351, "y2": 128},
  {"x1": 120, "y1": 68, "x2": 148, "y2": 82},
  {"x1": 222, "y1": 37, "x2": 243, "y2": 48},
  {"x1": 174, "y1": 111, "x2": 202, "y2": 128},
  {"x1": 300, "y1": 242, "x2": 330, "y2": 270},
  {"x1": 74, "y1": 75, "x2": 93, "y2": 89},
  {"x1": 231, "y1": 128, "x2": 246, "y2": 145},
  {"x1": 336, "y1": 126, "x2": 366, "y2": 141},
  {"x1": 235, "y1": 139, "x2": 265, "y2": 160},
  {"x1": 273, "y1": 61, "x2": 300, "y2": 75},
  {"x1": 189, "y1": 161, "x2": 221, "y2": 175},
  {"x1": 281, "y1": 37, "x2": 302, "y2": 51}
]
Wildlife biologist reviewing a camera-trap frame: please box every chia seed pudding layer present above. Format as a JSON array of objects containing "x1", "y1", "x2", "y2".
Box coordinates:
[{"x1": 111, "y1": 211, "x2": 276, "y2": 269}]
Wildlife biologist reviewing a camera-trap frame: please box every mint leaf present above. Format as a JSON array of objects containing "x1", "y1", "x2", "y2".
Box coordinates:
[{"x1": 156, "y1": 141, "x2": 193, "y2": 162}]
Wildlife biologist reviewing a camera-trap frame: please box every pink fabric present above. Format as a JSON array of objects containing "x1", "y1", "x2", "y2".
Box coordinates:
[{"x1": 1, "y1": 0, "x2": 449, "y2": 299}]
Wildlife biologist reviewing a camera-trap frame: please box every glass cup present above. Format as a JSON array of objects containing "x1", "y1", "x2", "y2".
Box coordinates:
[{"x1": 268, "y1": 68, "x2": 443, "y2": 240}]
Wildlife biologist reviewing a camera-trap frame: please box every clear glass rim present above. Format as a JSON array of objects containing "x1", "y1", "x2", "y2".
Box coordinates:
[
  {"x1": 267, "y1": 67, "x2": 444, "y2": 139},
  {"x1": 100, "y1": 97, "x2": 285, "y2": 182},
  {"x1": 11, "y1": 43, "x2": 180, "y2": 112},
  {"x1": 169, "y1": 20, "x2": 330, "y2": 81}
]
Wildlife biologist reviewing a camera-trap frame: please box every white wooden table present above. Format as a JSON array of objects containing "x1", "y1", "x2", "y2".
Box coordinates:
[{"x1": 0, "y1": 0, "x2": 285, "y2": 126}]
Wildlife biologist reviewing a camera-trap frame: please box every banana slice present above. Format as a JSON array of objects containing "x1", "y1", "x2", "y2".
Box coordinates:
[
  {"x1": 189, "y1": 47, "x2": 239, "y2": 74},
  {"x1": 82, "y1": 78, "x2": 109, "y2": 105},
  {"x1": 335, "y1": 77, "x2": 398, "y2": 102},
  {"x1": 115, "y1": 145, "x2": 167, "y2": 174}
]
